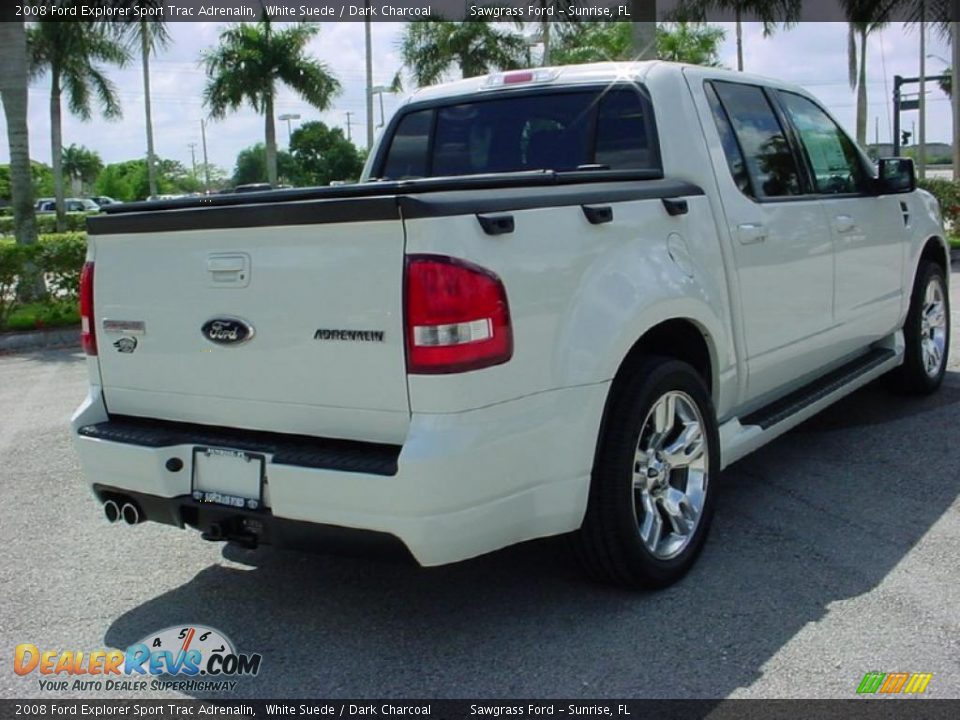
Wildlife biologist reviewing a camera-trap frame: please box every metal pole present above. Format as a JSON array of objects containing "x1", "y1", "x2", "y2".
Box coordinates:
[
  {"x1": 919, "y1": 11, "x2": 926, "y2": 179},
  {"x1": 893, "y1": 75, "x2": 902, "y2": 156},
  {"x1": 364, "y1": 7, "x2": 374, "y2": 151},
  {"x1": 345, "y1": 111, "x2": 354, "y2": 142},
  {"x1": 953, "y1": 21, "x2": 960, "y2": 179},
  {"x1": 188, "y1": 142, "x2": 197, "y2": 178},
  {"x1": 200, "y1": 119, "x2": 210, "y2": 192}
]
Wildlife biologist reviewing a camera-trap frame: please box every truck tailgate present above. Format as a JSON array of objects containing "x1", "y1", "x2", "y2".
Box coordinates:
[{"x1": 90, "y1": 213, "x2": 410, "y2": 444}]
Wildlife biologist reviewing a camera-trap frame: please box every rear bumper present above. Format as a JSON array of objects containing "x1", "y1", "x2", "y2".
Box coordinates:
[{"x1": 72, "y1": 382, "x2": 608, "y2": 566}]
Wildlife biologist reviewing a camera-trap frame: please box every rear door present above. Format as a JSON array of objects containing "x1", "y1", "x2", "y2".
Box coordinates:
[
  {"x1": 698, "y1": 79, "x2": 837, "y2": 404},
  {"x1": 91, "y1": 197, "x2": 410, "y2": 444}
]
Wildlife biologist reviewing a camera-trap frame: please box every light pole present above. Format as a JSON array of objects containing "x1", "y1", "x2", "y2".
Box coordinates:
[
  {"x1": 369, "y1": 86, "x2": 394, "y2": 128},
  {"x1": 278, "y1": 113, "x2": 301, "y2": 145},
  {"x1": 364, "y1": 5, "x2": 374, "y2": 151}
]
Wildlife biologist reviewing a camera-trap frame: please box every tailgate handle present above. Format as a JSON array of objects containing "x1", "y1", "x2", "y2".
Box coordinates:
[
  {"x1": 582, "y1": 205, "x2": 613, "y2": 225},
  {"x1": 476, "y1": 213, "x2": 514, "y2": 236},
  {"x1": 207, "y1": 253, "x2": 250, "y2": 287},
  {"x1": 661, "y1": 198, "x2": 689, "y2": 216}
]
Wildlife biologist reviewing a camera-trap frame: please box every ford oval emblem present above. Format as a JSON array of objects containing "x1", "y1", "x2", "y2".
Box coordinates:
[{"x1": 201, "y1": 317, "x2": 254, "y2": 346}]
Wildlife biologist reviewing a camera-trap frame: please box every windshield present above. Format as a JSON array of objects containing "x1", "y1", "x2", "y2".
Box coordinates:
[{"x1": 376, "y1": 87, "x2": 660, "y2": 180}]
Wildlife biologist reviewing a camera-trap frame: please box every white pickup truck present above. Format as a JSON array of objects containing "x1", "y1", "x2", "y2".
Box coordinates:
[{"x1": 73, "y1": 62, "x2": 950, "y2": 588}]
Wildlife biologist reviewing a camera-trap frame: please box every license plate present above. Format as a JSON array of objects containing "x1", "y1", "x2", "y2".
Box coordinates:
[{"x1": 191, "y1": 447, "x2": 265, "y2": 511}]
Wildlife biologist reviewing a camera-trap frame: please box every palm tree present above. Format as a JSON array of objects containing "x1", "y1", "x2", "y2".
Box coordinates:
[
  {"x1": 399, "y1": 20, "x2": 530, "y2": 87},
  {"x1": 0, "y1": 19, "x2": 42, "y2": 300},
  {"x1": 631, "y1": 0, "x2": 658, "y2": 60},
  {"x1": 553, "y1": 21, "x2": 726, "y2": 66},
  {"x1": 117, "y1": 7, "x2": 168, "y2": 199},
  {"x1": 202, "y1": 19, "x2": 341, "y2": 187},
  {"x1": 27, "y1": 18, "x2": 128, "y2": 232},
  {"x1": 657, "y1": 23, "x2": 726, "y2": 66},
  {"x1": 62, "y1": 144, "x2": 103, "y2": 196},
  {"x1": 672, "y1": 0, "x2": 800, "y2": 71}
]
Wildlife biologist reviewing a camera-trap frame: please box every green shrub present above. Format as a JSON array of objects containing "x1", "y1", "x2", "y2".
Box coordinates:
[
  {"x1": 917, "y1": 178, "x2": 960, "y2": 229},
  {"x1": 0, "y1": 211, "x2": 91, "y2": 237},
  {"x1": 0, "y1": 240, "x2": 28, "y2": 328},
  {"x1": 0, "y1": 231, "x2": 88, "y2": 331},
  {"x1": 37, "y1": 232, "x2": 87, "y2": 300}
]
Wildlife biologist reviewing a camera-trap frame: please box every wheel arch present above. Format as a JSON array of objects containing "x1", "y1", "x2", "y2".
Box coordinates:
[{"x1": 591, "y1": 317, "x2": 718, "y2": 470}]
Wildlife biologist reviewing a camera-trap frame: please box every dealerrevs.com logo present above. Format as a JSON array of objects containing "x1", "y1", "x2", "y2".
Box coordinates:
[{"x1": 14, "y1": 625, "x2": 262, "y2": 693}]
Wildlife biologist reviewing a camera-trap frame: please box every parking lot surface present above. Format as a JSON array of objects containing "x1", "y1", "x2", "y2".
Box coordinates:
[{"x1": 1, "y1": 269, "x2": 958, "y2": 700}]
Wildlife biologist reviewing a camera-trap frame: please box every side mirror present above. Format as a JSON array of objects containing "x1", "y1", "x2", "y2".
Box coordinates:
[{"x1": 875, "y1": 157, "x2": 916, "y2": 194}]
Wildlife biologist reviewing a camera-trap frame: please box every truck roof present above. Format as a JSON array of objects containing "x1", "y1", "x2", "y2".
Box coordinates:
[{"x1": 404, "y1": 61, "x2": 808, "y2": 105}]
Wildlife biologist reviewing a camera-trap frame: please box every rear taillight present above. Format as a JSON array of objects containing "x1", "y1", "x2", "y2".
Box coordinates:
[
  {"x1": 405, "y1": 255, "x2": 512, "y2": 374},
  {"x1": 80, "y1": 261, "x2": 96, "y2": 355}
]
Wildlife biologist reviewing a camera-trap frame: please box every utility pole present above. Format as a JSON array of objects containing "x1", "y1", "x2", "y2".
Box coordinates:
[
  {"x1": 875, "y1": 116, "x2": 879, "y2": 146},
  {"x1": 345, "y1": 111, "x2": 354, "y2": 142},
  {"x1": 188, "y1": 142, "x2": 197, "y2": 179},
  {"x1": 200, "y1": 118, "x2": 210, "y2": 192},
  {"x1": 364, "y1": 4, "x2": 374, "y2": 151}
]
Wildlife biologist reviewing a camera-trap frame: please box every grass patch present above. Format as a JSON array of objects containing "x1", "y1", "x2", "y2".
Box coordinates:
[
  {"x1": 950, "y1": 235, "x2": 960, "y2": 249},
  {"x1": 3, "y1": 301, "x2": 79, "y2": 332}
]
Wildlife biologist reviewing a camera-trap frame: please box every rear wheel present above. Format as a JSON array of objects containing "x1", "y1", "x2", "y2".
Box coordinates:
[
  {"x1": 893, "y1": 260, "x2": 950, "y2": 394},
  {"x1": 574, "y1": 356, "x2": 719, "y2": 589}
]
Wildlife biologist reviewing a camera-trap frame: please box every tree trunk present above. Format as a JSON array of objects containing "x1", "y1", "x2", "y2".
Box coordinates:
[
  {"x1": 141, "y1": 24, "x2": 158, "y2": 199},
  {"x1": 735, "y1": 12, "x2": 743, "y2": 71},
  {"x1": 265, "y1": 90, "x2": 278, "y2": 186},
  {"x1": 541, "y1": 17, "x2": 551, "y2": 66},
  {"x1": 50, "y1": 70, "x2": 66, "y2": 234},
  {"x1": 0, "y1": 21, "x2": 43, "y2": 302},
  {"x1": 630, "y1": 0, "x2": 657, "y2": 60},
  {"x1": 856, "y1": 29, "x2": 868, "y2": 148}
]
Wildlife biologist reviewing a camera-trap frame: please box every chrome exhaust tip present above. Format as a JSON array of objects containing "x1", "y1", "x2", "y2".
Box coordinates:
[
  {"x1": 103, "y1": 499, "x2": 120, "y2": 523},
  {"x1": 121, "y1": 502, "x2": 140, "y2": 525}
]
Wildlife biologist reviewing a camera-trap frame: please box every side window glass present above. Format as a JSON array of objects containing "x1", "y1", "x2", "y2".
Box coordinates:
[
  {"x1": 705, "y1": 82, "x2": 751, "y2": 195},
  {"x1": 594, "y1": 89, "x2": 657, "y2": 170},
  {"x1": 778, "y1": 91, "x2": 867, "y2": 194},
  {"x1": 712, "y1": 82, "x2": 801, "y2": 198},
  {"x1": 381, "y1": 109, "x2": 432, "y2": 179}
]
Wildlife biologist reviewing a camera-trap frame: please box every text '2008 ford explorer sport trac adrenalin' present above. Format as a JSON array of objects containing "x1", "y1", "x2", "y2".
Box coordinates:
[{"x1": 73, "y1": 62, "x2": 951, "y2": 588}]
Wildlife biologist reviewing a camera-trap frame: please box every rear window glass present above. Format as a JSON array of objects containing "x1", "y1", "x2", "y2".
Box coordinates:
[
  {"x1": 378, "y1": 88, "x2": 659, "y2": 179},
  {"x1": 381, "y1": 109, "x2": 432, "y2": 180}
]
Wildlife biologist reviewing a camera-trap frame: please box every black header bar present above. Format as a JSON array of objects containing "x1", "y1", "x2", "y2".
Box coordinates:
[
  {"x1": 1, "y1": 0, "x2": 956, "y2": 23},
  {"x1": 1, "y1": 700, "x2": 959, "y2": 720}
]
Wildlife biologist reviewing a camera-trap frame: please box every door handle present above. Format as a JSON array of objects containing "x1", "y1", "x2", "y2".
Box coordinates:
[
  {"x1": 661, "y1": 198, "x2": 689, "y2": 216},
  {"x1": 582, "y1": 205, "x2": 613, "y2": 225},
  {"x1": 737, "y1": 223, "x2": 767, "y2": 245},
  {"x1": 476, "y1": 213, "x2": 514, "y2": 236},
  {"x1": 833, "y1": 215, "x2": 857, "y2": 234}
]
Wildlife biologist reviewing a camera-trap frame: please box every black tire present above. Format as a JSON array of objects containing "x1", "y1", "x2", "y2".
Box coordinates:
[
  {"x1": 892, "y1": 260, "x2": 950, "y2": 395},
  {"x1": 573, "y1": 356, "x2": 720, "y2": 589}
]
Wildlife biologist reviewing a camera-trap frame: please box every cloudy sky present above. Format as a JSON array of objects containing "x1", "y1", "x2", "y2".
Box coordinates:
[{"x1": 0, "y1": 21, "x2": 953, "y2": 175}]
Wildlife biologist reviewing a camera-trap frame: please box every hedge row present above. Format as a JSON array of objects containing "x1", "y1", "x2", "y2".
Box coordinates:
[
  {"x1": 0, "y1": 212, "x2": 91, "y2": 236},
  {"x1": 917, "y1": 178, "x2": 960, "y2": 230},
  {"x1": 0, "y1": 232, "x2": 87, "y2": 330}
]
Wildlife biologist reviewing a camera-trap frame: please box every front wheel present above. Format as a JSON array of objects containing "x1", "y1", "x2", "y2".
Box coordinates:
[
  {"x1": 893, "y1": 260, "x2": 950, "y2": 394},
  {"x1": 574, "y1": 356, "x2": 719, "y2": 589}
]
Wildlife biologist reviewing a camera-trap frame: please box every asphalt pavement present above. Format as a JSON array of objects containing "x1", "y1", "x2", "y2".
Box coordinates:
[{"x1": 1, "y1": 271, "x2": 958, "y2": 700}]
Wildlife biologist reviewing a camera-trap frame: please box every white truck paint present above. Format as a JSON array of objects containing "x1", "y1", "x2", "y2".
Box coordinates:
[{"x1": 73, "y1": 62, "x2": 950, "y2": 586}]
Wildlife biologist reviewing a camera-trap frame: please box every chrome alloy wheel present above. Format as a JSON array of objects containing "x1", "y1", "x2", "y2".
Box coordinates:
[
  {"x1": 920, "y1": 278, "x2": 948, "y2": 378},
  {"x1": 632, "y1": 391, "x2": 709, "y2": 560}
]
